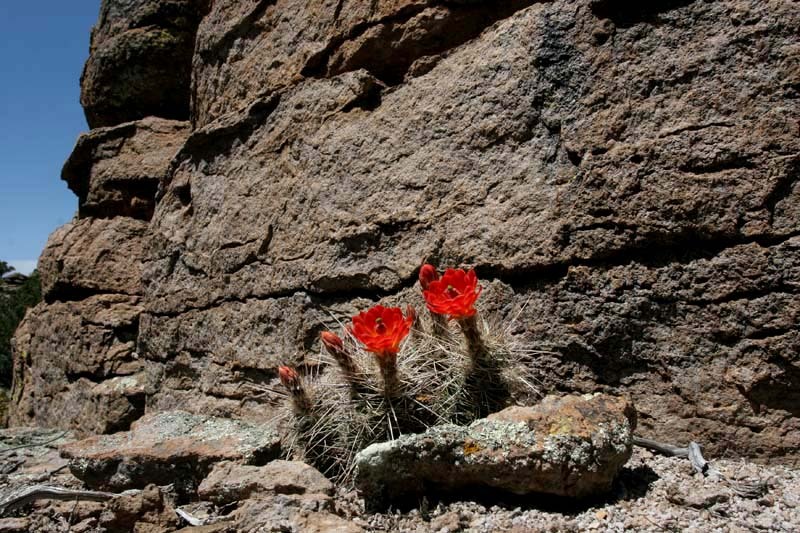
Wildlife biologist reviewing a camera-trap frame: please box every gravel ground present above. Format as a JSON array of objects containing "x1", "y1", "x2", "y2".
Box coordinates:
[{"x1": 340, "y1": 448, "x2": 800, "y2": 532}]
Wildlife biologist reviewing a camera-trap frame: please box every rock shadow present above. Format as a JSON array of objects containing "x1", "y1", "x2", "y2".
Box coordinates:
[
  {"x1": 385, "y1": 464, "x2": 660, "y2": 515},
  {"x1": 590, "y1": 0, "x2": 697, "y2": 28}
]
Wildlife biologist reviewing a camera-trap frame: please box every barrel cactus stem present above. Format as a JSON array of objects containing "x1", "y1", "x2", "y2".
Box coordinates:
[{"x1": 278, "y1": 365, "x2": 312, "y2": 416}]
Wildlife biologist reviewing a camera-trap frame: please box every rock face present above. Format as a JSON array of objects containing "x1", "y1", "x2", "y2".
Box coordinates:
[
  {"x1": 9, "y1": 114, "x2": 190, "y2": 435},
  {"x1": 355, "y1": 394, "x2": 635, "y2": 510},
  {"x1": 9, "y1": 0, "x2": 800, "y2": 464},
  {"x1": 9, "y1": 296, "x2": 146, "y2": 435}
]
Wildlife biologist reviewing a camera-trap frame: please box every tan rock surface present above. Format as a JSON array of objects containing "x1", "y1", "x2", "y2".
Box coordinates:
[
  {"x1": 146, "y1": 0, "x2": 799, "y2": 460},
  {"x1": 39, "y1": 217, "x2": 148, "y2": 299},
  {"x1": 8, "y1": 296, "x2": 146, "y2": 435},
  {"x1": 61, "y1": 118, "x2": 190, "y2": 220},
  {"x1": 197, "y1": 460, "x2": 334, "y2": 505}
]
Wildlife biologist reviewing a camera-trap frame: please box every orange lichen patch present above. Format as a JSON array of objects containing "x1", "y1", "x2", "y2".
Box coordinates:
[
  {"x1": 463, "y1": 440, "x2": 482, "y2": 455},
  {"x1": 547, "y1": 419, "x2": 578, "y2": 436}
]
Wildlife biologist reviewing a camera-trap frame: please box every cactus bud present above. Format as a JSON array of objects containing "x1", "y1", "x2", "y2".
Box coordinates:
[
  {"x1": 419, "y1": 264, "x2": 439, "y2": 290},
  {"x1": 279, "y1": 365, "x2": 312, "y2": 416},
  {"x1": 279, "y1": 365, "x2": 301, "y2": 390},
  {"x1": 321, "y1": 331, "x2": 345, "y2": 357}
]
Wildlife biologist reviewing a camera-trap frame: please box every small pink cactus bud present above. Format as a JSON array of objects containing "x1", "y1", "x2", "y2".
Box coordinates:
[
  {"x1": 321, "y1": 331, "x2": 345, "y2": 356},
  {"x1": 419, "y1": 264, "x2": 440, "y2": 290},
  {"x1": 278, "y1": 365, "x2": 301, "y2": 390}
]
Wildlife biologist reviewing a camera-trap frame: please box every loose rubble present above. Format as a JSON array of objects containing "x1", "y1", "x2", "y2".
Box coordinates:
[{"x1": 2, "y1": 425, "x2": 800, "y2": 531}]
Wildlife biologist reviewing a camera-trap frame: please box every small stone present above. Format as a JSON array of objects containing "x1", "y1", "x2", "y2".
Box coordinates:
[
  {"x1": 197, "y1": 460, "x2": 333, "y2": 505},
  {"x1": 755, "y1": 515, "x2": 775, "y2": 530},
  {"x1": 227, "y1": 496, "x2": 363, "y2": 533},
  {"x1": 99, "y1": 484, "x2": 179, "y2": 532},
  {"x1": 0, "y1": 518, "x2": 30, "y2": 533},
  {"x1": 667, "y1": 485, "x2": 730, "y2": 509},
  {"x1": 430, "y1": 510, "x2": 465, "y2": 532}
]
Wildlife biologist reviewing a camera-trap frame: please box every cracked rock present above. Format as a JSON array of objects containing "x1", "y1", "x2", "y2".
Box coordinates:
[{"x1": 60, "y1": 411, "x2": 281, "y2": 493}]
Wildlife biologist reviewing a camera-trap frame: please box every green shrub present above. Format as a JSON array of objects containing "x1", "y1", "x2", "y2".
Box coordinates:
[{"x1": 0, "y1": 267, "x2": 41, "y2": 388}]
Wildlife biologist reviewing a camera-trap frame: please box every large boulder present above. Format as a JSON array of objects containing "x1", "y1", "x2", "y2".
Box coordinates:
[
  {"x1": 38, "y1": 217, "x2": 148, "y2": 300},
  {"x1": 8, "y1": 296, "x2": 146, "y2": 435},
  {"x1": 81, "y1": 0, "x2": 209, "y2": 128},
  {"x1": 354, "y1": 394, "x2": 635, "y2": 510}
]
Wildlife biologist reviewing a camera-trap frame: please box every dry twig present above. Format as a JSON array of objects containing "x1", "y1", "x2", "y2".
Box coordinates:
[{"x1": 0, "y1": 485, "x2": 140, "y2": 516}]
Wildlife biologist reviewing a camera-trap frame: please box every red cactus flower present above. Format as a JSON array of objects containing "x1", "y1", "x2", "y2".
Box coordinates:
[
  {"x1": 350, "y1": 305, "x2": 413, "y2": 357},
  {"x1": 423, "y1": 268, "x2": 482, "y2": 319},
  {"x1": 419, "y1": 264, "x2": 440, "y2": 290}
]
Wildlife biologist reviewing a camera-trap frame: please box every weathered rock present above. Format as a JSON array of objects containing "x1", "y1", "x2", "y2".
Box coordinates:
[
  {"x1": 8, "y1": 296, "x2": 146, "y2": 435},
  {"x1": 60, "y1": 411, "x2": 281, "y2": 492},
  {"x1": 0, "y1": 519, "x2": 30, "y2": 533},
  {"x1": 666, "y1": 483, "x2": 731, "y2": 509},
  {"x1": 138, "y1": 291, "x2": 378, "y2": 422},
  {"x1": 355, "y1": 394, "x2": 635, "y2": 510},
  {"x1": 62, "y1": 118, "x2": 190, "y2": 220},
  {"x1": 193, "y1": 0, "x2": 553, "y2": 127},
  {"x1": 0, "y1": 428, "x2": 97, "y2": 532},
  {"x1": 0, "y1": 427, "x2": 76, "y2": 479},
  {"x1": 38, "y1": 217, "x2": 147, "y2": 300},
  {"x1": 197, "y1": 460, "x2": 334, "y2": 505},
  {"x1": 81, "y1": 0, "x2": 208, "y2": 128}
]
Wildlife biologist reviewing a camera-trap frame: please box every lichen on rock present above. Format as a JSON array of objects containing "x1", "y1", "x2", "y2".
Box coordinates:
[{"x1": 354, "y1": 393, "x2": 636, "y2": 511}]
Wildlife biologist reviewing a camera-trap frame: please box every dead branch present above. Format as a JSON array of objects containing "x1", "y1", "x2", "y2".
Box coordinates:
[
  {"x1": 633, "y1": 435, "x2": 767, "y2": 498},
  {"x1": 0, "y1": 485, "x2": 140, "y2": 516},
  {"x1": 175, "y1": 508, "x2": 205, "y2": 526},
  {"x1": 0, "y1": 431, "x2": 70, "y2": 454},
  {"x1": 633, "y1": 436, "x2": 689, "y2": 458},
  {"x1": 633, "y1": 436, "x2": 710, "y2": 476}
]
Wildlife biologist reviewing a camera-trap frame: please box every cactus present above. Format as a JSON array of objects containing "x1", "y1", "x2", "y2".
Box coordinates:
[{"x1": 278, "y1": 265, "x2": 548, "y2": 484}]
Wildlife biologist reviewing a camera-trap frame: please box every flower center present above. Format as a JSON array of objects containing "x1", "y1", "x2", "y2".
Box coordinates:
[
  {"x1": 446, "y1": 284, "x2": 460, "y2": 298},
  {"x1": 374, "y1": 317, "x2": 387, "y2": 334}
]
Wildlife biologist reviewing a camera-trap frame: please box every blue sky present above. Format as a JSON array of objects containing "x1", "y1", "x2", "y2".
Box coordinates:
[{"x1": 0, "y1": 2, "x2": 100, "y2": 275}]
